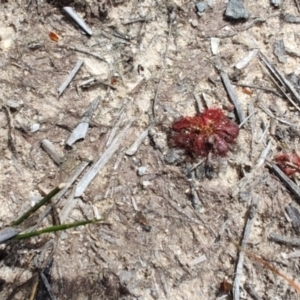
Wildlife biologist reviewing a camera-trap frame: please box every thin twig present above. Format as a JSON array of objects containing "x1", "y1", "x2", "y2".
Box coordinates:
[
  {"x1": 58, "y1": 59, "x2": 83, "y2": 97},
  {"x1": 220, "y1": 71, "x2": 245, "y2": 124},
  {"x1": 233, "y1": 83, "x2": 282, "y2": 97},
  {"x1": 259, "y1": 101, "x2": 296, "y2": 126},
  {"x1": 126, "y1": 122, "x2": 155, "y2": 156},
  {"x1": 259, "y1": 52, "x2": 300, "y2": 111},
  {"x1": 40, "y1": 272, "x2": 56, "y2": 300},
  {"x1": 268, "y1": 163, "x2": 300, "y2": 205},
  {"x1": 238, "y1": 111, "x2": 256, "y2": 128},
  {"x1": 123, "y1": 17, "x2": 153, "y2": 25},
  {"x1": 233, "y1": 196, "x2": 259, "y2": 300},
  {"x1": 269, "y1": 233, "x2": 300, "y2": 247},
  {"x1": 256, "y1": 140, "x2": 272, "y2": 168},
  {"x1": 75, "y1": 118, "x2": 136, "y2": 197}
]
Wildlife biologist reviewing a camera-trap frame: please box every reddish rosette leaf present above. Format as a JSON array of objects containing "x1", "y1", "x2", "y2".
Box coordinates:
[
  {"x1": 274, "y1": 152, "x2": 300, "y2": 176},
  {"x1": 171, "y1": 108, "x2": 239, "y2": 157}
]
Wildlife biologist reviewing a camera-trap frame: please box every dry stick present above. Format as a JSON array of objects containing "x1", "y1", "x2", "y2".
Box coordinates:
[
  {"x1": 105, "y1": 98, "x2": 130, "y2": 147},
  {"x1": 285, "y1": 204, "x2": 300, "y2": 234},
  {"x1": 258, "y1": 101, "x2": 296, "y2": 126},
  {"x1": 40, "y1": 272, "x2": 56, "y2": 300},
  {"x1": 259, "y1": 62, "x2": 300, "y2": 112},
  {"x1": 126, "y1": 121, "x2": 155, "y2": 156},
  {"x1": 59, "y1": 187, "x2": 76, "y2": 223},
  {"x1": 256, "y1": 140, "x2": 272, "y2": 168},
  {"x1": 233, "y1": 242, "x2": 300, "y2": 294},
  {"x1": 187, "y1": 158, "x2": 206, "y2": 173},
  {"x1": 75, "y1": 118, "x2": 136, "y2": 197},
  {"x1": 269, "y1": 233, "x2": 300, "y2": 247},
  {"x1": 233, "y1": 83, "x2": 282, "y2": 97},
  {"x1": 269, "y1": 163, "x2": 300, "y2": 205},
  {"x1": 123, "y1": 17, "x2": 153, "y2": 25},
  {"x1": 233, "y1": 196, "x2": 259, "y2": 300},
  {"x1": 259, "y1": 52, "x2": 300, "y2": 110},
  {"x1": 63, "y1": 6, "x2": 92, "y2": 36},
  {"x1": 0, "y1": 227, "x2": 22, "y2": 243},
  {"x1": 41, "y1": 139, "x2": 64, "y2": 165},
  {"x1": 220, "y1": 71, "x2": 245, "y2": 124},
  {"x1": 238, "y1": 111, "x2": 256, "y2": 129},
  {"x1": 57, "y1": 59, "x2": 83, "y2": 97},
  {"x1": 79, "y1": 78, "x2": 117, "y2": 90},
  {"x1": 193, "y1": 92, "x2": 202, "y2": 113}
]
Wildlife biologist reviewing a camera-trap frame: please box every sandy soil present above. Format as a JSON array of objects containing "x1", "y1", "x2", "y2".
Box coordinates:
[{"x1": 1, "y1": 0, "x2": 300, "y2": 299}]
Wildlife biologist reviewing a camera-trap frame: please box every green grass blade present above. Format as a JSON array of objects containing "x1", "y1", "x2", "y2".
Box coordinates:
[
  {"x1": 13, "y1": 219, "x2": 102, "y2": 240},
  {"x1": 11, "y1": 184, "x2": 65, "y2": 227}
]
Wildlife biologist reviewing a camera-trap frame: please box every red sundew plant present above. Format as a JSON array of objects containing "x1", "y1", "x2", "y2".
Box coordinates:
[
  {"x1": 274, "y1": 152, "x2": 300, "y2": 176},
  {"x1": 171, "y1": 108, "x2": 239, "y2": 157}
]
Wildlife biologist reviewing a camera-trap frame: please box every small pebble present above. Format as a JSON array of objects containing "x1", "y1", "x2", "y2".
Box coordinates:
[
  {"x1": 138, "y1": 166, "x2": 147, "y2": 176},
  {"x1": 30, "y1": 123, "x2": 40, "y2": 133}
]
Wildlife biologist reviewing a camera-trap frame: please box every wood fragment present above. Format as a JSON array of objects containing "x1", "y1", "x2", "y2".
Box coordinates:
[
  {"x1": 233, "y1": 196, "x2": 259, "y2": 300},
  {"x1": 40, "y1": 272, "x2": 56, "y2": 300},
  {"x1": 66, "y1": 96, "x2": 101, "y2": 146},
  {"x1": 193, "y1": 92, "x2": 202, "y2": 113},
  {"x1": 41, "y1": 139, "x2": 64, "y2": 165},
  {"x1": 126, "y1": 122, "x2": 155, "y2": 156},
  {"x1": 57, "y1": 59, "x2": 84, "y2": 97},
  {"x1": 259, "y1": 100, "x2": 296, "y2": 126},
  {"x1": 0, "y1": 227, "x2": 22, "y2": 244},
  {"x1": 75, "y1": 118, "x2": 135, "y2": 197},
  {"x1": 256, "y1": 140, "x2": 272, "y2": 168},
  {"x1": 59, "y1": 187, "x2": 76, "y2": 223},
  {"x1": 269, "y1": 163, "x2": 300, "y2": 205},
  {"x1": 282, "y1": 250, "x2": 300, "y2": 259},
  {"x1": 220, "y1": 71, "x2": 245, "y2": 124},
  {"x1": 259, "y1": 52, "x2": 300, "y2": 109},
  {"x1": 63, "y1": 7, "x2": 92, "y2": 35},
  {"x1": 79, "y1": 77, "x2": 117, "y2": 90},
  {"x1": 235, "y1": 49, "x2": 259, "y2": 70},
  {"x1": 105, "y1": 99, "x2": 129, "y2": 148},
  {"x1": 269, "y1": 233, "x2": 300, "y2": 247},
  {"x1": 187, "y1": 254, "x2": 207, "y2": 267},
  {"x1": 285, "y1": 204, "x2": 300, "y2": 234},
  {"x1": 238, "y1": 111, "x2": 256, "y2": 128},
  {"x1": 123, "y1": 17, "x2": 153, "y2": 25},
  {"x1": 233, "y1": 83, "x2": 282, "y2": 97}
]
